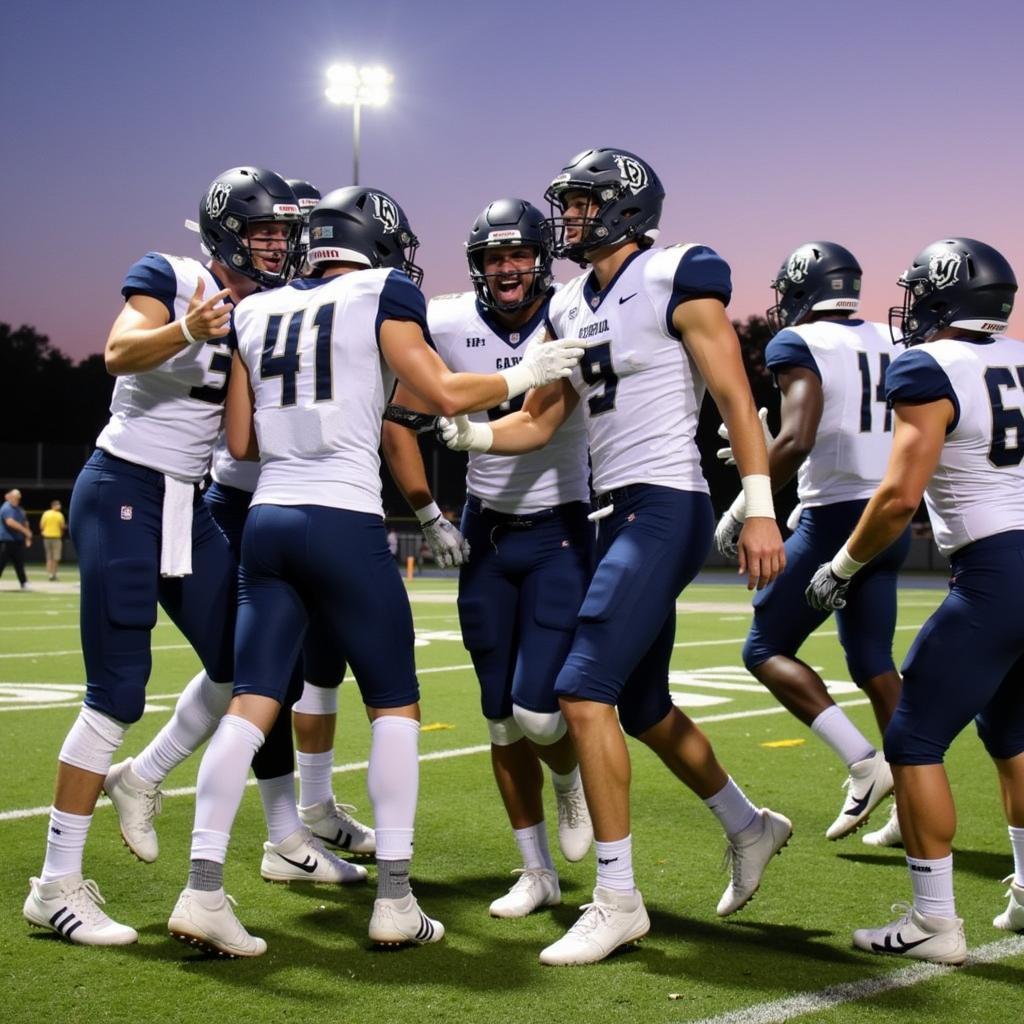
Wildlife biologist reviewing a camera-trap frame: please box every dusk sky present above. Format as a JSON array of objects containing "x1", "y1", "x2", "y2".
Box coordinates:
[{"x1": 4, "y1": 0, "x2": 1023, "y2": 361}]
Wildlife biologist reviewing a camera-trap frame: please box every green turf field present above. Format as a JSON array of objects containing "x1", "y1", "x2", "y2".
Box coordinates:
[{"x1": 1, "y1": 572, "x2": 1022, "y2": 1024}]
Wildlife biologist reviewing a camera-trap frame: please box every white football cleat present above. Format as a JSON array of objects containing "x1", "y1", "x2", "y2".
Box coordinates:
[
  {"x1": 23, "y1": 874, "x2": 138, "y2": 946},
  {"x1": 168, "y1": 888, "x2": 267, "y2": 958},
  {"x1": 368, "y1": 892, "x2": 444, "y2": 946},
  {"x1": 539, "y1": 886, "x2": 649, "y2": 966},
  {"x1": 852, "y1": 903, "x2": 966, "y2": 965},
  {"x1": 717, "y1": 808, "x2": 792, "y2": 917},
  {"x1": 826, "y1": 751, "x2": 893, "y2": 840},
  {"x1": 261, "y1": 828, "x2": 368, "y2": 884},
  {"x1": 299, "y1": 799, "x2": 376, "y2": 857},
  {"x1": 862, "y1": 801, "x2": 903, "y2": 848},
  {"x1": 489, "y1": 868, "x2": 561, "y2": 919},
  {"x1": 103, "y1": 758, "x2": 162, "y2": 863},
  {"x1": 993, "y1": 876, "x2": 1024, "y2": 932},
  {"x1": 554, "y1": 779, "x2": 593, "y2": 862}
]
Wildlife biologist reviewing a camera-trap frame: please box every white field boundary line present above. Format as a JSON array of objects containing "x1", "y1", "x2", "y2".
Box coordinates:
[
  {"x1": 0, "y1": 624, "x2": 924, "y2": 662},
  {"x1": 684, "y1": 935, "x2": 1024, "y2": 1024},
  {"x1": 0, "y1": 697, "x2": 870, "y2": 823}
]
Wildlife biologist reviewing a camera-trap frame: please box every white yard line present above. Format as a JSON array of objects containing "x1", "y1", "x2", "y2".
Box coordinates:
[{"x1": 684, "y1": 936, "x2": 1024, "y2": 1024}]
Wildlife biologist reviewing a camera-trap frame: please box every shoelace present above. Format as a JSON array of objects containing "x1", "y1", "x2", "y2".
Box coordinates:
[
  {"x1": 886, "y1": 901, "x2": 915, "y2": 925},
  {"x1": 507, "y1": 868, "x2": 550, "y2": 891},
  {"x1": 69, "y1": 879, "x2": 110, "y2": 925},
  {"x1": 139, "y1": 787, "x2": 163, "y2": 823},
  {"x1": 333, "y1": 803, "x2": 372, "y2": 835},
  {"x1": 568, "y1": 901, "x2": 612, "y2": 937},
  {"x1": 557, "y1": 788, "x2": 585, "y2": 828}
]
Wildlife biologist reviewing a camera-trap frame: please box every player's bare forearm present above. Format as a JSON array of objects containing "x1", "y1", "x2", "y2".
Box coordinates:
[
  {"x1": 225, "y1": 352, "x2": 258, "y2": 461},
  {"x1": 381, "y1": 419, "x2": 434, "y2": 511},
  {"x1": 105, "y1": 312, "x2": 190, "y2": 375},
  {"x1": 770, "y1": 368, "x2": 822, "y2": 491},
  {"x1": 489, "y1": 379, "x2": 577, "y2": 454}
]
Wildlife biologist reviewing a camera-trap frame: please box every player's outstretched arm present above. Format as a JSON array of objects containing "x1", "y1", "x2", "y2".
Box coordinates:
[
  {"x1": 676, "y1": 297, "x2": 784, "y2": 589},
  {"x1": 225, "y1": 350, "x2": 258, "y2": 461},
  {"x1": 105, "y1": 280, "x2": 231, "y2": 375}
]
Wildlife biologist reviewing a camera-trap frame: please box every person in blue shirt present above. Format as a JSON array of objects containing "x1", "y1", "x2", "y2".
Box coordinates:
[{"x1": 0, "y1": 489, "x2": 33, "y2": 590}]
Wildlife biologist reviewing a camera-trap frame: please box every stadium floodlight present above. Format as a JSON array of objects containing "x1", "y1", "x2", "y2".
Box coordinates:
[{"x1": 325, "y1": 64, "x2": 393, "y2": 185}]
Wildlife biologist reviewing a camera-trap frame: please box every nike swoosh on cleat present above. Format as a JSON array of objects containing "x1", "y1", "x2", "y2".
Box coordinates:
[
  {"x1": 845, "y1": 784, "x2": 874, "y2": 818},
  {"x1": 871, "y1": 931, "x2": 932, "y2": 955},
  {"x1": 618, "y1": 293, "x2": 638, "y2": 305},
  {"x1": 278, "y1": 853, "x2": 318, "y2": 873}
]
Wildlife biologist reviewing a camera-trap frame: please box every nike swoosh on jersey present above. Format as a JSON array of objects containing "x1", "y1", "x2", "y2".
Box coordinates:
[
  {"x1": 618, "y1": 293, "x2": 638, "y2": 305},
  {"x1": 278, "y1": 853, "x2": 318, "y2": 873}
]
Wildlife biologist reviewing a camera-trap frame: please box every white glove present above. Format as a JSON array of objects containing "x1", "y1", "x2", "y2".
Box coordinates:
[
  {"x1": 436, "y1": 415, "x2": 493, "y2": 452},
  {"x1": 714, "y1": 510, "x2": 744, "y2": 559},
  {"x1": 717, "y1": 407, "x2": 774, "y2": 466},
  {"x1": 805, "y1": 563, "x2": 851, "y2": 611},
  {"x1": 415, "y1": 502, "x2": 470, "y2": 569},
  {"x1": 499, "y1": 336, "x2": 584, "y2": 399}
]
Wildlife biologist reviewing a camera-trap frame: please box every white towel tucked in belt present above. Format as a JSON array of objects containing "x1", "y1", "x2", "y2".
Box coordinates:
[{"x1": 160, "y1": 476, "x2": 194, "y2": 577}]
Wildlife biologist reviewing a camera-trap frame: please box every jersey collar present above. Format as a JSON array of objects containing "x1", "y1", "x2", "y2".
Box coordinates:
[
  {"x1": 475, "y1": 294, "x2": 551, "y2": 350},
  {"x1": 582, "y1": 249, "x2": 644, "y2": 312}
]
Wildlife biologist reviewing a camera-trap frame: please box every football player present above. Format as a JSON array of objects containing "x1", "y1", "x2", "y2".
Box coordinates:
[
  {"x1": 440, "y1": 148, "x2": 790, "y2": 965},
  {"x1": 715, "y1": 243, "x2": 908, "y2": 844},
  {"x1": 166, "y1": 186, "x2": 584, "y2": 956},
  {"x1": 382, "y1": 198, "x2": 593, "y2": 920},
  {"x1": 22, "y1": 168, "x2": 303, "y2": 945},
  {"x1": 806, "y1": 238, "x2": 1024, "y2": 964}
]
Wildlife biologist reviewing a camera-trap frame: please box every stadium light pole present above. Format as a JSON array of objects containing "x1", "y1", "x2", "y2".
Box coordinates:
[{"x1": 324, "y1": 64, "x2": 393, "y2": 185}]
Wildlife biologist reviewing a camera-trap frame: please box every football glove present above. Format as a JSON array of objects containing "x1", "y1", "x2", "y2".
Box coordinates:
[
  {"x1": 420, "y1": 513, "x2": 470, "y2": 569},
  {"x1": 499, "y1": 336, "x2": 584, "y2": 398},
  {"x1": 716, "y1": 407, "x2": 774, "y2": 466},
  {"x1": 436, "y1": 415, "x2": 493, "y2": 452},
  {"x1": 805, "y1": 563, "x2": 851, "y2": 611},
  {"x1": 714, "y1": 511, "x2": 744, "y2": 559}
]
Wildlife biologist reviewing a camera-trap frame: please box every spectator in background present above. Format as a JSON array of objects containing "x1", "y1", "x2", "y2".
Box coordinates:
[
  {"x1": 39, "y1": 499, "x2": 67, "y2": 581},
  {"x1": 387, "y1": 527, "x2": 399, "y2": 561},
  {"x1": 0, "y1": 488, "x2": 32, "y2": 590}
]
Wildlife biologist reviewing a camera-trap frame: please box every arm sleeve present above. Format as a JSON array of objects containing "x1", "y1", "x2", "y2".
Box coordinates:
[
  {"x1": 765, "y1": 329, "x2": 821, "y2": 380},
  {"x1": 121, "y1": 252, "x2": 178, "y2": 323},
  {"x1": 885, "y1": 348, "x2": 961, "y2": 431},
  {"x1": 376, "y1": 271, "x2": 431, "y2": 348},
  {"x1": 663, "y1": 245, "x2": 733, "y2": 339}
]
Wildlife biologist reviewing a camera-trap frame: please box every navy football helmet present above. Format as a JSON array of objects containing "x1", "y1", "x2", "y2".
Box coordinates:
[
  {"x1": 544, "y1": 148, "x2": 664, "y2": 265},
  {"x1": 199, "y1": 167, "x2": 303, "y2": 287},
  {"x1": 766, "y1": 241, "x2": 862, "y2": 333},
  {"x1": 890, "y1": 238, "x2": 1017, "y2": 346},
  {"x1": 285, "y1": 178, "x2": 322, "y2": 220},
  {"x1": 466, "y1": 198, "x2": 553, "y2": 312},
  {"x1": 306, "y1": 186, "x2": 422, "y2": 286}
]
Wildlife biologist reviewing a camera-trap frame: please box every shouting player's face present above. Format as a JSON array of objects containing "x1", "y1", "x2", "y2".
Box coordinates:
[
  {"x1": 481, "y1": 246, "x2": 538, "y2": 309},
  {"x1": 246, "y1": 221, "x2": 292, "y2": 278}
]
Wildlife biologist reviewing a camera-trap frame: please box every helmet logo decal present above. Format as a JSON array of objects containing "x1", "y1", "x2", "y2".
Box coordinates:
[
  {"x1": 206, "y1": 182, "x2": 232, "y2": 219},
  {"x1": 612, "y1": 155, "x2": 648, "y2": 195},
  {"x1": 369, "y1": 193, "x2": 399, "y2": 232},
  {"x1": 786, "y1": 253, "x2": 810, "y2": 283},
  {"x1": 928, "y1": 252, "x2": 962, "y2": 290}
]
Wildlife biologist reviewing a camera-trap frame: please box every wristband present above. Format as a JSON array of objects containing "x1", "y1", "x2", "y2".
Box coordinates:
[
  {"x1": 830, "y1": 543, "x2": 866, "y2": 580},
  {"x1": 741, "y1": 474, "x2": 775, "y2": 519},
  {"x1": 728, "y1": 492, "x2": 747, "y2": 524},
  {"x1": 414, "y1": 501, "x2": 442, "y2": 526},
  {"x1": 179, "y1": 317, "x2": 198, "y2": 344},
  {"x1": 498, "y1": 363, "x2": 534, "y2": 400}
]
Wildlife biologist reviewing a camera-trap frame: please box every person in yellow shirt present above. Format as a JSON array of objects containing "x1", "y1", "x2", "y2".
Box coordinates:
[{"x1": 39, "y1": 499, "x2": 66, "y2": 581}]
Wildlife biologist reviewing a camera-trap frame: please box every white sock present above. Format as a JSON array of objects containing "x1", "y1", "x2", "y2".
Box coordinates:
[
  {"x1": 190, "y1": 715, "x2": 265, "y2": 863},
  {"x1": 296, "y1": 749, "x2": 335, "y2": 808},
  {"x1": 41, "y1": 809, "x2": 92, "y2": 881},
  {"x1": 513, "y1": 823, "x2": 554, "y2": 871},
  {"x1": 58, "y1": 706, "x2": 125, "y2": 775},
  {"x1": 907, "y1": 853, "x2": 956, "y2": 918},
  {"x1": 704, "y1": 776, "x2": 759, "y2": 838},
  {"x1": 292, "y1": 681, "x2": 338, "y2": 715},
  {"x1": 810, "y1": 705, "x2": 875, "y2": 768},
  {"x1": 551, "y1": 766, "x2": 580, "y2": 793},
  {"x1": 595, "y1": 835, "x2": 634, "y2": 891},
  {"x1": 367, "y1": 716, "x2": 419, "y2": 861},
  {"x1": 1009, "y1": 825, "x2": 1024, "y2": 886},
  {"x1": 134, "y1": 671, "x2": 231, "y2": 785},
  {"x1": 257, "y1": 773, "x2": 301, "y2": 844}
]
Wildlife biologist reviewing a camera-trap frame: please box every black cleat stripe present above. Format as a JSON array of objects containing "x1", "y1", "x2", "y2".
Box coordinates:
[{"x1": 64, "y1": 919, "x2": 83, "y2": 939}]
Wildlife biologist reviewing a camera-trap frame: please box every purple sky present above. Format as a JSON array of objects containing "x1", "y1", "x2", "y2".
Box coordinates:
[{"x1": 4, "y1": 0, "x2": 1023, "y2": 361}]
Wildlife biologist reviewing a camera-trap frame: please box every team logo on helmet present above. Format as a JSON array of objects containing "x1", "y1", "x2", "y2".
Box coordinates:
[
  {"x1": 369, "y1": 193, "x2": 400, "y2": 232},
  {"x1": 787, "y1": 253, "x2": 810, "y2": 283},
  {"x1": 206, "y1": 182, "x2": 232, "y2": 220},
  {"x1": 928, "y1": 251, "x2": 962, "y2": 290},
  {"x1": 613, "y1": 154, "x2": 648, "y2": 195}
]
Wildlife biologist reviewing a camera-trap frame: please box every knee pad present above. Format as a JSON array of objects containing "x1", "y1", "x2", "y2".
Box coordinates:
[
  {"x1": 198, "y1": 673, "x2": 232, "y2": 723},
  {"x1": 618, "y1": 691, "x2": 672, "y2": 739},
  {"x1": 487, "y1": 715, "x2": 525, "y2": 746},
  {"x1": 975, "y1": 715, "x2": 1024, "y2": 761},
  {"x1": 883, "y1": 707, "x2": 947, "y2": 766},
  {"x1": 58, "y1": 706, "x2": 127, "y2": 774},
  {"x1": 293, "y1": 681, "x2": 340, "y2": 716},
  {"x1": 512, "y1": 705, "x2": 567, "y2": 746}
]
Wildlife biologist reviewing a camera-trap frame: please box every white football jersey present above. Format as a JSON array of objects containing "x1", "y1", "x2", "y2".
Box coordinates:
[
  {"x1": 97, "y1": 253, "x2": 233, "y2": 481},
  {"x1": 886, "y1": 335, "x2": 1024, "y2": 555},
  {"x1": 765, "y1": 320, "x2": 896, "y2": 507},
  {"x1": 210, "y1": 432, "x2": 260, "y2": 493},
  {"x1": 234, "y1": 268, "x2": 426, "y2": 515},
  {"x1": 546, "y1": 245, "x2": 731, "y2": 495},
  {"x1": 428, "y1": 291, "x2": 589, "y2": 513}
]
